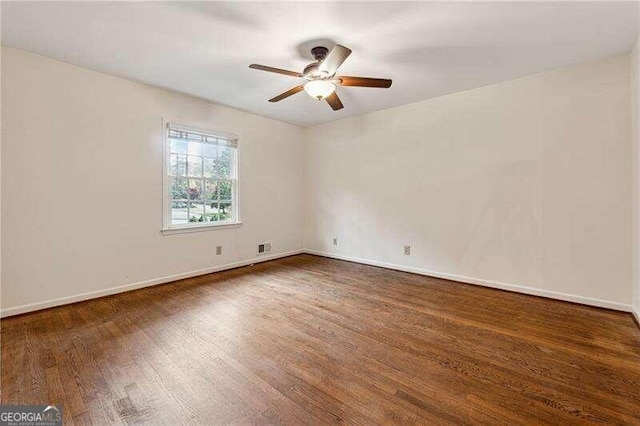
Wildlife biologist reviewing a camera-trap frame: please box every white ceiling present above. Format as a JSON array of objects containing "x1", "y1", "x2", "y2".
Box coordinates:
[{"x1": 2, "y1": 1, "x2": 638, "y2": 127}]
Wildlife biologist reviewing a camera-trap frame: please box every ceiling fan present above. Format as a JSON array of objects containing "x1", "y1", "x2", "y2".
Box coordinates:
[{"x1": 249, "y1": 44, "x2": 392, "y2": 111}]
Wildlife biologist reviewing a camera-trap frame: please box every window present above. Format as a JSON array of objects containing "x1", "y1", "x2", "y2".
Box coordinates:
[{"x1": 164, "y1": 123, "x2": 239, "y2": 231}]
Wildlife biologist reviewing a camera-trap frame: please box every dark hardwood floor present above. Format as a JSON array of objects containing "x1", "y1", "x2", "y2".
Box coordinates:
[{"x1": 2, "y1": 254, "x2": 639, "y2": 424}]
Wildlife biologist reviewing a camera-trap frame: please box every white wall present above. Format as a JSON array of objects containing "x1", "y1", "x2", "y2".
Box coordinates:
[
  {"x1": 633, "y1": 37, "x2": 640, "y2": 318},
  {"x1": 305, "y1": 54, "x2": 632, "y2": 309},
  {"x1": 2, "y1": 47, "x2": 636, "y2": 316},
  {"x1": 1, "y1": 47, "x2": 304, "y2": 314}
]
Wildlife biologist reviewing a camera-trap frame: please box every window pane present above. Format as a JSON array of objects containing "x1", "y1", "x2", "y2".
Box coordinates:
[
  {"x1": 218, "y1": 180, "x2": 232, "y2": 201},
  {"x1": 187, "y1": 140, "x2": 217, "y2": 158},
  {"x1": 171, "y1": 201, "x2": 189, "y2": 225},
  {"x1": 205, "y1": 202, "x2": 219, "y2": 222},
  {"x1": 203, "y1": 157, "x2": 216, "y2": 178},
  {"x1": 188, "y1": 202, "x2": 205, "y2": 223},
  {"x1": 204, "y1": 180, "x2": 218, "y2": 201},
  {"x1": 200, "y1": 143, "x2": 217, "y2": 159},
  {"x1": 219, "y1": 201, "x2": 233, "y2": 221},
  {"x1": 188, "y1": 179, "x2": 202, "y2": 200},
  {"x1": 188, "y1": 156, "x2": 203, "y2": 177},
  {"x1": 216, "y1": 146, "x2": 231, "y2": 177},
  {"x1": 171, "y1": 178, "x2": 188, "y2": 199},
  {"x1": 169, "y1": 154, "x2": 187, "y2": 177},
  {"x1": 169, "y1": 138, "x2": 188, "y2": 154}
]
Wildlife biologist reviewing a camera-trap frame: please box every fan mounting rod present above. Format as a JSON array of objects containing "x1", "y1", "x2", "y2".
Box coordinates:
[{"x1": 311, "y1": 46, "x2": 329, "y2": 61}]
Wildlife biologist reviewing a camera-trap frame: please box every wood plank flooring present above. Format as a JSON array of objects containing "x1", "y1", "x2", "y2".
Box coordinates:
[{"x1": 2, "y1": 254, "x2": 640, "y2": 424}]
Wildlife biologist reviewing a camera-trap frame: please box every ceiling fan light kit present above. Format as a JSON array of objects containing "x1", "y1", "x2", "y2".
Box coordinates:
[
  {"x1": 304, "y1": 80, "x2": 336, "y2": 100},
  {"x1": 249, "y1": 44, "x2": 392, "y2": 111}
]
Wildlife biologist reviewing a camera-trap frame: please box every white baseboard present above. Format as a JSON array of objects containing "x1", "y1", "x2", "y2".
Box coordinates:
[
  {"x1": 304, "y1": 249, "x2": 633, "y2": 312},
  {"x1": 0, "y1": 249, "x2": 304, "y2": 318},
  {"x1": 2, "y1": 248, "x2": 633, "y2": 318}
]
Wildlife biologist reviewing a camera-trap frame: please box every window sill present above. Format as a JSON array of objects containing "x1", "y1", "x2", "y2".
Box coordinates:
[{"x1": 161, "y1": 222, "x2": 242, "y2": 235}]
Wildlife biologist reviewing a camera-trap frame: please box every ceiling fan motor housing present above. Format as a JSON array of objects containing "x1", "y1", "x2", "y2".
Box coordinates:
[
  {"x1": 303, "y1": 62, "x2": 321, "y2": 77},
  {"x1": 304, "y1": 47, "x2": 331, "y2": 78}
]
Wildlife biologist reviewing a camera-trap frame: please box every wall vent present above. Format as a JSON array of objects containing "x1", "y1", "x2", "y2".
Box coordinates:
[{"x1": 258, "y1": 243, "x2": 271, "y2": 255}]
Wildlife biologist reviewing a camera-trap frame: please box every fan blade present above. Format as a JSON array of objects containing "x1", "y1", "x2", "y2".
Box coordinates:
[
  {"x1": 249, "y1": 64, "x2": 303, "y2": 78},
  {"x1": 325, "y1": 92, "x2": 344, "y2": 111},
  {"x1": 337, "y1": 76, "x2": 392, "y2": 88},
  {"x1": 268, "y1": 85, "x2": 304, "y2": 102},
  {"x1": 319, "y1": 45, "x2": 352, "y2": 75}
]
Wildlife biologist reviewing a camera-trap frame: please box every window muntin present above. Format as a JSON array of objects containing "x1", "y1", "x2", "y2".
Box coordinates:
[{"x1": 165, "y1": 125, "x2": 238, "y2": 229}]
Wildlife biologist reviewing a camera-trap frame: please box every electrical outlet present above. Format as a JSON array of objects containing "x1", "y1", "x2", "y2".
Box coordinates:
[
  {"x1": 404, "y1": 245, "x2": 411, "y2": 256},
  {"x1": 215, "y1": 246, "x2": 222, "y2": 256},
  {"x1": 265, "y1": 243, "x2": 271, "y2": 252},
  {"x1": 333, "y1": 237, "x2": 338, "y2": 246}
]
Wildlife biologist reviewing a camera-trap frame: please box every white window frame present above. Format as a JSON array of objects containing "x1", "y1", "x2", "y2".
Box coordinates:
[{"x1": 162, "y1": 121, "x2": 241, "y2": 235}]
